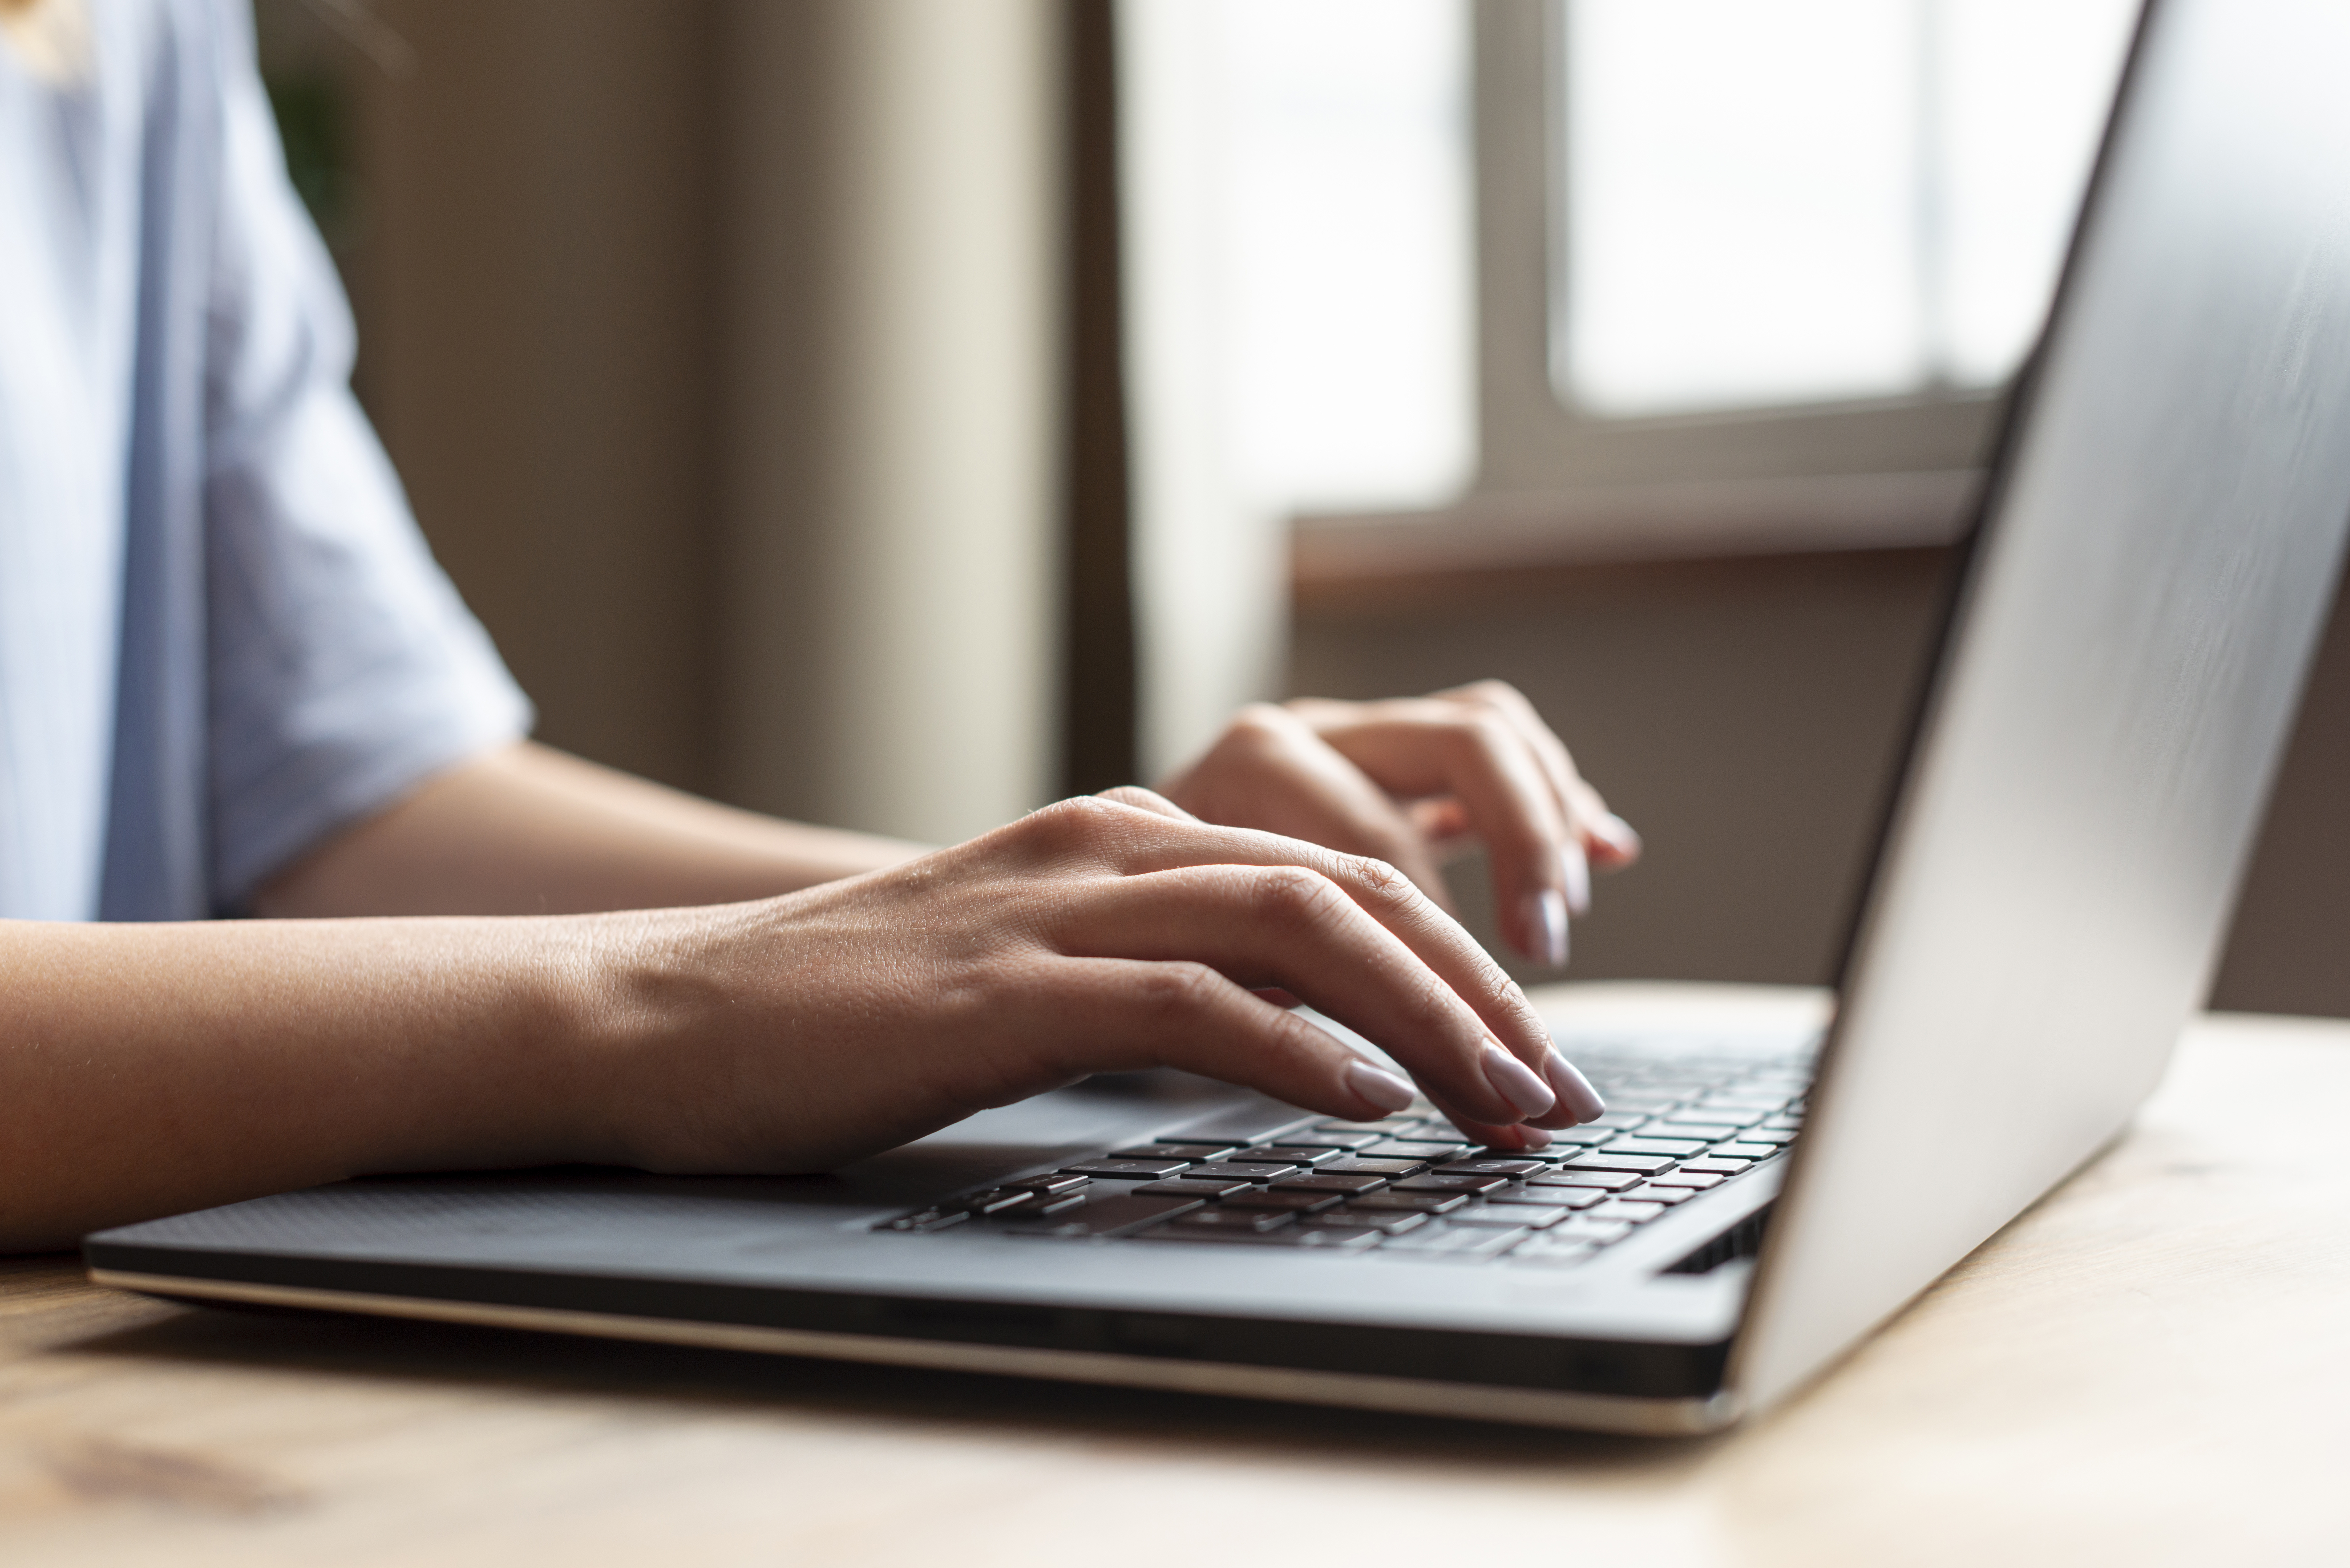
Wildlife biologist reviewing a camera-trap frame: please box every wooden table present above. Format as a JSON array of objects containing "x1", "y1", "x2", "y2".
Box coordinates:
[{"x1": 4, "y1": 1011, "x2": 2346, "y2": 1567}]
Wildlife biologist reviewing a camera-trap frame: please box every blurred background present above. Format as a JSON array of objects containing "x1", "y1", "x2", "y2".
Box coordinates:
[{"x1": 256, "y1": 0, "x2": 2350, "y2": 1016}]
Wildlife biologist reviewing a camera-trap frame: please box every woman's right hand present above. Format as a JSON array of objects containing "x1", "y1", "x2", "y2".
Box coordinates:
[{"x1": 590, "y1": 788, "x2": 1609, "y2": 1175}]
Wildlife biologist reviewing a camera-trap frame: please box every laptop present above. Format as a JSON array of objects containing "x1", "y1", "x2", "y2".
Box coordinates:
[{"x1": 84, "y1": 0, "x2": 2350, "y2": 1433}]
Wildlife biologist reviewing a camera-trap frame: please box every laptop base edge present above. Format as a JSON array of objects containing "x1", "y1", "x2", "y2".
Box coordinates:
[{"x1": 87, "y1": 1267, "x2": 1742, "y2": 1437}]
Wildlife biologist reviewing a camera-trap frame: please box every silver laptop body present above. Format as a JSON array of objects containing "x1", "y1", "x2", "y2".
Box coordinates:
[{"x1": 86, "y1": 0, "x2": 2350, "y2": 1433}]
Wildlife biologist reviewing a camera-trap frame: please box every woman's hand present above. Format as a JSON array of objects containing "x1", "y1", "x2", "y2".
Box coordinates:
[
  {"x1": 1157, "y1": 681, "x2": 1640, "y2": 969},
  {"x1": 601, "y1": 789, "x2": 1608, "y2": 1175}
]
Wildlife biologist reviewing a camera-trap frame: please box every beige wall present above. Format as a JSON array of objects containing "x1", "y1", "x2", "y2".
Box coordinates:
[
  {"x1": 353, "y1": 0, "x2": 720, "y2": 793},
  {"x1": 339, "y1": 1, "x2": 1062, "y2": 840}
]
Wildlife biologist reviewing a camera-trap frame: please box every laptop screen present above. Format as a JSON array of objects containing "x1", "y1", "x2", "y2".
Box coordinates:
[{"x1": 1737, "y1": 0, "x2": 2350, "y2": 1410}]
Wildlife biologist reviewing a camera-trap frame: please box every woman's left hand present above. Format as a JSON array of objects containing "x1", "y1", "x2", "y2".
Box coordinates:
[{"x1": 1160, "y1": 680, "x2": 1640, "y2": 969}]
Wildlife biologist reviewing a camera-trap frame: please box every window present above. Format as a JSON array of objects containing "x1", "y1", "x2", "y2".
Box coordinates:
[{"x1": 1557, "y1": 0, "x2": 2142, "y2": 418}]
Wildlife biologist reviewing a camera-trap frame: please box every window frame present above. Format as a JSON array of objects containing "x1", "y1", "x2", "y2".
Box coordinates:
[{"x1": 1291, "y1": 0, "x2": 2005, "y2": 591}]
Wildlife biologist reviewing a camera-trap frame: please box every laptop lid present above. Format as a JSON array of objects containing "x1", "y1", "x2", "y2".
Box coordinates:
[{"x1": 1731, "y1": 0, "x2": 2350, "y2": 1414}]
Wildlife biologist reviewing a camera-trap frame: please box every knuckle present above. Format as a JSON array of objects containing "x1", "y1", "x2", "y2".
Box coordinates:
[
  {"x1": 1462, "y1": 678, "x2": 1526, "y2": 710},
  {"x1": 1136, "y1": 960, "x2": 1223, "y2": 1022},
  {"x1": 1341, "y1": 852, "x2": 1416, "y2": 908},
  {"x1": 1021, "y1": 793, "x2": 1122, "y2": 851},
  {"x1": 1253, "y1": 864, "x2": 1346, "y2": 925}
]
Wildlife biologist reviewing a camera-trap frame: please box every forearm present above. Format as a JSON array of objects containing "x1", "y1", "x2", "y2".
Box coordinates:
[
  {"x1": 0, "y1": 912, "x2": 638, "y2": 1251},
  {"x1": 254, "y1": 742, "x2": 928, "y2": 918}
]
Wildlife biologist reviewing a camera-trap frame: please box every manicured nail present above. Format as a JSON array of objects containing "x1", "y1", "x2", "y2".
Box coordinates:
[
  {"x1": 1523, "y1": 888, "x2": 1569, "y2": 968},
  {"x1": 1593, "y1": 813, "x2": 1642, "y2": 859},
  {"x1": 1481, "y1": 1040, "x2": 1557, "y2": 1118},
  {"x1": 1561, "y1": 840, "x2": 1592, "y2": 916},
  {"x1": 1543, "y1": 1049, "x2": 1607, "y2": 1124},
  {"x1": 1345, "y1": 1058, "x2": 1416, "y2": 1114}
]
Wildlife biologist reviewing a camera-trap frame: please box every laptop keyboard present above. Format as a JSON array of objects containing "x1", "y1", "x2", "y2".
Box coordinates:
[{"x1": 877, "y1": 1044, "x2": 1812, "y2": 1269}]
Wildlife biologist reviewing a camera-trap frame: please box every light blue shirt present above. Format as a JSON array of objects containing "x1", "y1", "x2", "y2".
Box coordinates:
[{"x1": 0, "y1": 0, "x2": 530, "y2": 920}]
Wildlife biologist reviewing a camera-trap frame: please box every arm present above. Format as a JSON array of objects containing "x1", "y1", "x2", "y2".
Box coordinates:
[
  {"x1": 2, "y1": 792, "x2": 1601, "y2": 1253},
  {"x1": 252, "y1": 741, "x2": 926, "y2": 917}
]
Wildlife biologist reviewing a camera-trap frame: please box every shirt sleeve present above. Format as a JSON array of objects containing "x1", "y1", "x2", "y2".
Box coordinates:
[{"x1": 197, "y1": 4, "x2": 533, "y2": 908}]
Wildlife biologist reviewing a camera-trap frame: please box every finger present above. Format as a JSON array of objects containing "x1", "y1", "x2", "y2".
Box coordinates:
[
  {"x1": 1437, "y1": 681, "x2": 1641, "y2": 872},
  {"x1": 1054, "y1": 862, "x2": 1563, "y2": 1130},
  {"x1": 1038, "y1": 957, "x2": 1422, "y2": 1121},
  {"x1": 1303, "y1": 706, "x2": 1576, "y2": 968},
  {"x1": 1157, "y1": 706, "x2": 1454, "y2": 908},
  {"x1": 1000, "y1": 797, "x2": 1588, "y2": 1120}
]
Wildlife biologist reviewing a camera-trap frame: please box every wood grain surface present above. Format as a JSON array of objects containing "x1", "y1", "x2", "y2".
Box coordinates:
[{"x1": 3, "y1": 1007, "x2": 2344, "y2": 1567}]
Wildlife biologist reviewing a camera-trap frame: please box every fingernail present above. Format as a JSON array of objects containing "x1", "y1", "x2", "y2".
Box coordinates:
[
  {"x1": 1594, "y1": 813, "x2": 1642, "y2": 859},
  {"x1": 1345, "y1": 1058, "x2": 1416, "y2": 1114},
  {"x1": 1561, "y1": 840, "x2": 1591, "y2": 916},
  {"x1": 1481, "y1": 1040, "x2": 1557, "y2": 1118},
  {"x1": 1543, "y1": 1048, "x2": 1608, "y2": 1123},
  {"x1": 1523, "y1": 888, "x2": 1570, "y2": 968}
]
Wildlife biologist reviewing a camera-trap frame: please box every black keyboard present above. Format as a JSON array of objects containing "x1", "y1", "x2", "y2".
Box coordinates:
[{"x1": 876, "y1": 1045, "x2": 1811, "y2": 1269}]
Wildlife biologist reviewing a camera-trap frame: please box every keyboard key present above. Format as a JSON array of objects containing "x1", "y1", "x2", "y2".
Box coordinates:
[
  {"x1": 1383, "y1": 1225, "x2": 1528, "y2": 1259},
  {"x1": 1493, "y1": 1185, "x2": 1608, "y2": 1209},
  {"x1": 1221, "y1": 1187, "x2": 1345, "y2": 1213},
  {"x1": 1362, "y1": 1140, "x2": 1475, "y2": 1161},
  {"x1": 1002, "y1": 1173, "x2": 1090, "y2": 1194},
  {"x1": 1346, "y1": 1189, "x2": 1467, "y2": 1214},
  {"x1": 1062, "y1": 1158, "x2": 1193, "y2": 1180},
  {"x1": 1510, "y1": 1242, "x2": 1598, "y2": 1269},
  {"x1": 1678, "y1": 1157, "x2": 1753, "y2": 1176},
  {"x1": 1316, "y1": 1157, "x2": 1429, "y2": 1177},
  {"x1": 1710, "y1": 1142, "x2": 1783, "y2": 1161},
  {"x1": 1596, "y1": 1138, "x2": 1710, "y2": 1158},
  {"x1": 953, "y1": 1188, "x2": 1044, "y2": 1215},
  {"x1": 1277, "y1": 1129, "x2": 1384, "y2": 1150},
  {"x1": 1434, "y1": 1159, "x2": 1545, "y2": 1178},
  {"x1": 1133, "y1": 1178, "x2": 1252, "y2": 1198},
  {"x1": 1725, "y1": 1129, "x2": 1796, "y2": 1146},
  {"x1": 1270, "y1": 1172, "x2": 1391, "y2": 1196},
  {"x1": 1008, "y1": 1193, "x2": 1205, "y2": 1237},
  {"x1": 1137, "y1": 1226, "x2": 1372, "y2": 1249},
  {"x1": 1111, "y1": 1144, "x2": 1232, "y2": 1162},
  {"x1": 878, "y1": 1206, "x2": 970, "y2": 1233},
  {"x1": 1525, "y1": 1168, "x2": 1643, "y2": 1191},
  {"x1": 1394, "y1": 1173, "x2": 1512, "y2": 1196},
  {"x1": 1306, "y1": 1209, "x2": 1429, "y2": 1236},
  {"x1": 1623, "y1": 1184, "x2": 1697, "y2": 1205},
  {"x1": 1243, "y1": 1145, "x2": 1343, "y2": 1166},
  {"x1": 1546, "y1": 1217, "x2": 1634, "y2": 1243},
  {"x1": 1291, "y1": 1223, "x2": 1393, "y2": 1246},
  {"x1": 1643, "y1": 1122, "x2": 1750, "y2": 1142},
  {"x1": 1314, "y1": 1117, "x2": 1425, "y2": 1136},
  {"x1": 1183, "y1": 1161, "x2": 1299, "y2": 1181},
  {"x1": 1546, "y1": 1126, "x2": 1620, "y2": 1146},
  {"x1": 1458, "y1": 1203, "x2": 1571, "y2": 1229},
  {"x1": 1559, "y1": 1152, "x2": 1676, "y2": 1175},
  {"x1": 1585, "y1": 1110, "x2": 1655, "y2": 1129},
  {"x1": 1173, "y1": 1207, "x2": 1294, "y2": 1233},
  {"x1": 1587, "y1": 1199, "x2": 1668, "y2": 1224},
  {"x1": 1646, "y1": 1171, "x2": 1725, "y2": 1190}
]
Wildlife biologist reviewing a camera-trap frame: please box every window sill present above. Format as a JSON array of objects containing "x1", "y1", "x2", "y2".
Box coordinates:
[{"x1": 1291, "y1": 468, "x2": 1982, "y2": 608}]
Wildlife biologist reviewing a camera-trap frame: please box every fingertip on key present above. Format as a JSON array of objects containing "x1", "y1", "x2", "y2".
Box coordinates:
[
  {"x1": 1542, "y1": 1048, "x2": 1607, "y2": 1124},
  {"x1": 1481, "y1": 1040, "x2": 1558, "y2": 1118},
  {"x1": 1344, "y1": 1058, "x2": 1417, "y2": 1115}
]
